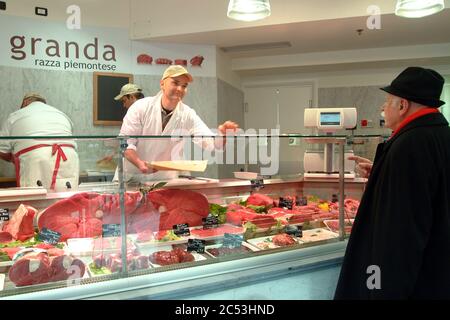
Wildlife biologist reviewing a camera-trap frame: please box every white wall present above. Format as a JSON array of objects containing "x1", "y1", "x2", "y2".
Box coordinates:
[{"x1": 216, "y1": 49, "x2": 242, "y2": 90}]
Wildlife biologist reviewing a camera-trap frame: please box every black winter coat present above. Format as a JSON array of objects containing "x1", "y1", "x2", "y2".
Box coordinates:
[{"x1": 335, "y1": 112, "x2": 450, "y2": 299}]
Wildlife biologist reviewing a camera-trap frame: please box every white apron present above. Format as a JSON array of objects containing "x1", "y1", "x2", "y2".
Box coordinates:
[
  {"x1": 14, "y1": 143, "x2": 79, "y2": 191},
  {"x1": 115, "y1": 92, "x2": 214, "y2": 183}
]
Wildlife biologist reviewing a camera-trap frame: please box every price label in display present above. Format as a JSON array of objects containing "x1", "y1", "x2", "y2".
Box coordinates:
[
  {"x1": 202, "y1": 215, "x2": 219, "y2": 230},
  {"x1": 0, "y1": 209, "x2": 9, "y2": 222},
  {"x1": 296, "y1": 196, "x2": 308, "y2": 206},
  {"x1": 187, "y1": 239, "x2": 205, "y2": 253},
  {"x1": 286, "y1": 225, "x2": 303, "y2": 237},
  {"x1": 223, "y1": 233, "x2": 243, "y2": 249},
  {"x1": 173, "y1": 223, "x2": 190, "y2": 237},
  {"x1": 102, "y1": 224, "x2": 121, "y2": 238},
  {"x1": 250, "y1": 178, "x2": 264, "y2": 189},
  {"x1": 279, "y1": 197, "x2": 293, "y2": 210},
  {"x1": 38, "y1": 228, "x2": 61, "y2": 245}
]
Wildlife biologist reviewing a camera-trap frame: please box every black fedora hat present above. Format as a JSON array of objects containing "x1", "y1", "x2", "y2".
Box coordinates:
[{"x1": 381, "y1": 66, "x2": 445, "y2": 108}]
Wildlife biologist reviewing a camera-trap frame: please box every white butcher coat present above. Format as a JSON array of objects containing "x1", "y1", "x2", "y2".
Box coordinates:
[
  {"x1": 0, "y1": 101, "x2": 79, "y2": 191},
  {"x1": 117, "y1": 91, "x2": 215, "y2": 182}
]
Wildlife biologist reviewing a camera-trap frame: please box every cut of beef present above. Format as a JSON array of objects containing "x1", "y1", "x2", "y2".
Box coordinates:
[
  {"x1": 8, "y1": 251, "x2": 52, "y2": 286},
  {"x1": 272, "y1": 233, "x2": 296, "y2": 246},
  {"x1": 0, "y1": 231, "x2": 12, "y2": 243},
  {"x1": 3, "y1": 204, "x2": 37, "y2": 241},
  {"x1": 134, "y1": 189, "x2": 210, "y2": 231},
  {"x1": 246, "y1": 193, "x2": 274, "y2": 207}
]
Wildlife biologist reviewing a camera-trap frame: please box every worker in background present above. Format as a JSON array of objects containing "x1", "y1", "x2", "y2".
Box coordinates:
[
  {"x1": 0, "y1": 93, "x2": 79, "y2": 191},
  {"x1": 97, "y1": 84, "x2": 146, "y2": 167},
  {"x1": 114, "y1": 83, "x2": 144, "y2": 109}
]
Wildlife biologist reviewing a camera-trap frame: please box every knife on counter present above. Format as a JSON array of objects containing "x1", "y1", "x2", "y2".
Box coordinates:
[{"x1": 179, "y1": 175, "x2": 211, "y2": 181}]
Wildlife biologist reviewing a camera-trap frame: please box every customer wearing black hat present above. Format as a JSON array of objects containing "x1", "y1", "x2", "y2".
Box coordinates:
[{"x1": 335, "y1": 66, "x2": 450, "y2": 299}]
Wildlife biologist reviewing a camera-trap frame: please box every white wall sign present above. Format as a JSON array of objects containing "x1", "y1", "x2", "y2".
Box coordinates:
[{"x1": 0, "y1": 15, "x2": 216, "y2": 77}]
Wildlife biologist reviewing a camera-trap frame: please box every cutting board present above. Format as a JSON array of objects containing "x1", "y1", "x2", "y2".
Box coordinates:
[{"x1": 147, "y1": 160, "x2": 208, "y2": 172}]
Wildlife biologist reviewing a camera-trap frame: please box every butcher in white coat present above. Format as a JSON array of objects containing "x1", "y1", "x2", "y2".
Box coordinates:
[
  {"x1": 0, "y1": 93, "x2": 79, "y2": 191},
  {"x1": 118, "y1": 65, "x2": 238, "y2": 182}
]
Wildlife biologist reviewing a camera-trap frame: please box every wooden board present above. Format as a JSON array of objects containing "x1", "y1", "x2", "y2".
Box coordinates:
[{"x1": 147, "y1": 160, "x2": 208, "y2": 172}]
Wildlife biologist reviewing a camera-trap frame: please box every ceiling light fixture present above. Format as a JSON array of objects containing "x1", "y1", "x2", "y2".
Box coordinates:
[
  {"x1": 395, "y1": 0, "x2": 445, "y2": 18},
  {"x1": 227, "y1": 0, "x2": 271, "y2": 22}
]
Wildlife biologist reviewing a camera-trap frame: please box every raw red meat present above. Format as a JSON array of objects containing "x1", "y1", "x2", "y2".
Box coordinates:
[
  {"x1": 0, "y1": 231, "x2": 12, "y2": 243},
  {"x1": 174, "y1": 59, "x2": 187, "y2": 66},
  {"x1": 190, "y1": 224, "x2": 244, "y2": 239},
  {"x1": 172, "y1": 248, "x2": 194, "y2": 263},
  {"x1": 190, "y1": 55, "x2": 204, "y2": 66},
  {"x1": 226, "y1": 209, "x2": 260, "y2": 225},
  {"x1": 49, "y1": 255, "x2": 85, "y2": 282},
  {"x1": 37, "y1": 192, "x2": 105, "y2": 241},
  {"x1": 3, "y1": 204, "x2": 37, "y2": 241},
  {"x1": 247, "y1": 193, "x2": 274, "y2": 207},
  {"x1": 150, "y1": 251, "x2": 180, "y2": 265},
  {"x1": 272, "y1": 233, "x2": 296, "y2": 246},
  {"x1": 145, "y1": 189, "x2": 210, "y2": 231},
  {"x1": 8, "y1": 251, "x2": 52, "y2": 286},
  {"x1": 156, "y1": 58, "x2": 173, "y2": 65},
  {"x1": 137, "y1": 54, "x2": 153, "y2": 64},
  {"x1": 227, "y1": 203, "x2": 245, "y2": 212}
]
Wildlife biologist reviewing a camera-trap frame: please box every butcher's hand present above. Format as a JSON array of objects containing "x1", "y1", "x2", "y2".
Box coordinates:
[
  {"x1": 218, "y1": 120, "x2": 239, "y2": 135},
  {"x1": 216, "y1": 121, "x2": 239, "y2": 149},
  {"x1": 124, "y1": 149, "x2": 157, "y2": 174},
  {"x1": 348, "y1": 155, "x2": 373, "y2": 178}
]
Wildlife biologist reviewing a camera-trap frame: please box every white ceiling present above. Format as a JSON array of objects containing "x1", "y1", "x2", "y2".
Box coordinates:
[{"x1": 146, "y1": 10, "x2": 450, "y2": 59}]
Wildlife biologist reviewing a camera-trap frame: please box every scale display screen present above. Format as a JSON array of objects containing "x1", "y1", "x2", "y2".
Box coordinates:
[{"x1": 319, "y1": 112, "x2": 341, "y2": 126}]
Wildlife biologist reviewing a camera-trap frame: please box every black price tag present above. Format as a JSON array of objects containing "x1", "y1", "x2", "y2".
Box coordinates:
[
  {"x1": 296, "y1": 196, "x2": 308, "y2": 206},
  {"x1": 223, "y1": 233, "x2": 243, "y2": 249},
  {"x1": 102, "y1": 224, "x2": 121, "y2": 238},
  {"x1": 38, "y1": 228, "x2": 61, "y2": 245},
  {"x1": 0, "y1": 208, "x2": 9, "y2": 222},
  {"x1": 286, "y1": 225, "x2": 303, "y2": 237},
  {"x1": 173, "y1": 223, "x2": 190, "y2": 237},
  {"x1": 250, "y1": 178, "x2": 264, "y2": 189},
  {"x1": 187, "y1": 239, "x2": 205, "y2": 253},
  {"x1": 202, "y1": 215, "x2": 219, "y2": 229},
  {"x1": 279, "y1": 197, "x2": 293, "y2": 210}
]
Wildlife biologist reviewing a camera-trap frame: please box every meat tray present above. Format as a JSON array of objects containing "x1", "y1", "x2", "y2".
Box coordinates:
[
  {"x1": 189, "y1": 224, "x2": 245, "y2": 241},
  {"x1": 300, "y1": 228, "x2": 339, "y2": 243},
  {"x1": 204, "y1": 242, "x2": 259, "y2": 259},
  {"x1": 148, "y1": 251, "x2": 207, "y2": 268},
  {"x1": 246, "y1": 235, "x2": 302, "y2": 250}
]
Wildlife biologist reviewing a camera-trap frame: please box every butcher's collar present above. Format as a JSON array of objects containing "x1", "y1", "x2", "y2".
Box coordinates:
[{"x1": 389, "y1": 108, "x2": 439, "y2": 139}]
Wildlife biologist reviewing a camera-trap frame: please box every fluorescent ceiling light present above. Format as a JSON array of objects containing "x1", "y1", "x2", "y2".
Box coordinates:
[
  {"x1": 227, "y1": 0, "x2": 271, "y2": 22},
  {"x1": 395, "y1": 0, "x2": 445, "y2": 18}
]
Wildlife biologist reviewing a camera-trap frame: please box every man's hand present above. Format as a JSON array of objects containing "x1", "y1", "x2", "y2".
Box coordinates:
[
  {"x1": 218, "y1": 121, "x2": 239, "y2": 135},
  {"x1": 348, "y1": 155, "x2": 373, "y2": 178},
  {"x1": 124, "y1": 149, "x2": 157, "y2": 174}
]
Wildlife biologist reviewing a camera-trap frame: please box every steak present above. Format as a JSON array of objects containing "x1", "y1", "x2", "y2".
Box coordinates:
[
  {"x1": 0, "y1": 231, "x2": 12, "y2": 243},
  {"x1": 37, "y1": 192, "x2": 142, "y2": 241},
  {"x1": 3, "y1": 204, "x2": 37, "y2": 241},
  {"x1": 272, "y1": 233, "x2": 296, "y2": 246},
  {"x1": 8, "y1": 251, "x2": 52, "y2": 286},
  {"x1": 138, "y1": 189, "x2": 210, "y2": 231},
  {"x1": 246, "y1": 193, "x2": 274, "y2": 207}
]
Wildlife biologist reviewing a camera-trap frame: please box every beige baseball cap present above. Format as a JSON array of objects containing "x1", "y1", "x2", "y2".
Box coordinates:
[
  {"x1": 23, "y1": 92, "x2": 46, "y2": 101},
  {"x1": 114, "y1": 83, "x2": 142, "y2": 100},
  {"x1": 161, "y1": 65, "x2": 193, "y2": 82}
]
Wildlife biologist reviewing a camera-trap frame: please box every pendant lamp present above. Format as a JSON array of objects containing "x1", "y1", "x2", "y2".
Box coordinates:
[
  {"x1": 395, "y1": 0, "x2": 445, "y2": 18},
  {"x1": 227, "y1": 0, "x2": 271, "y2": 22}
]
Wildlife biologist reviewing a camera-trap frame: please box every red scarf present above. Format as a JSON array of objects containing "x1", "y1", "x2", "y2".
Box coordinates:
[{"x1": 389, "y1": 108, "x2": 439, "y2": 139}]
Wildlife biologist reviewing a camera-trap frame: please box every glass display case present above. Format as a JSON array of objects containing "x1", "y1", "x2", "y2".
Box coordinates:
[{"x1": 0, "y1": 134, "x2": 381, "y2": 299}]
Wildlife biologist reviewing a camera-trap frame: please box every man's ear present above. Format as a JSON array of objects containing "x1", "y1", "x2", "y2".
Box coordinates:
[{"x1": 399, "y1": 99, "x2": 410, "y2": 114}]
